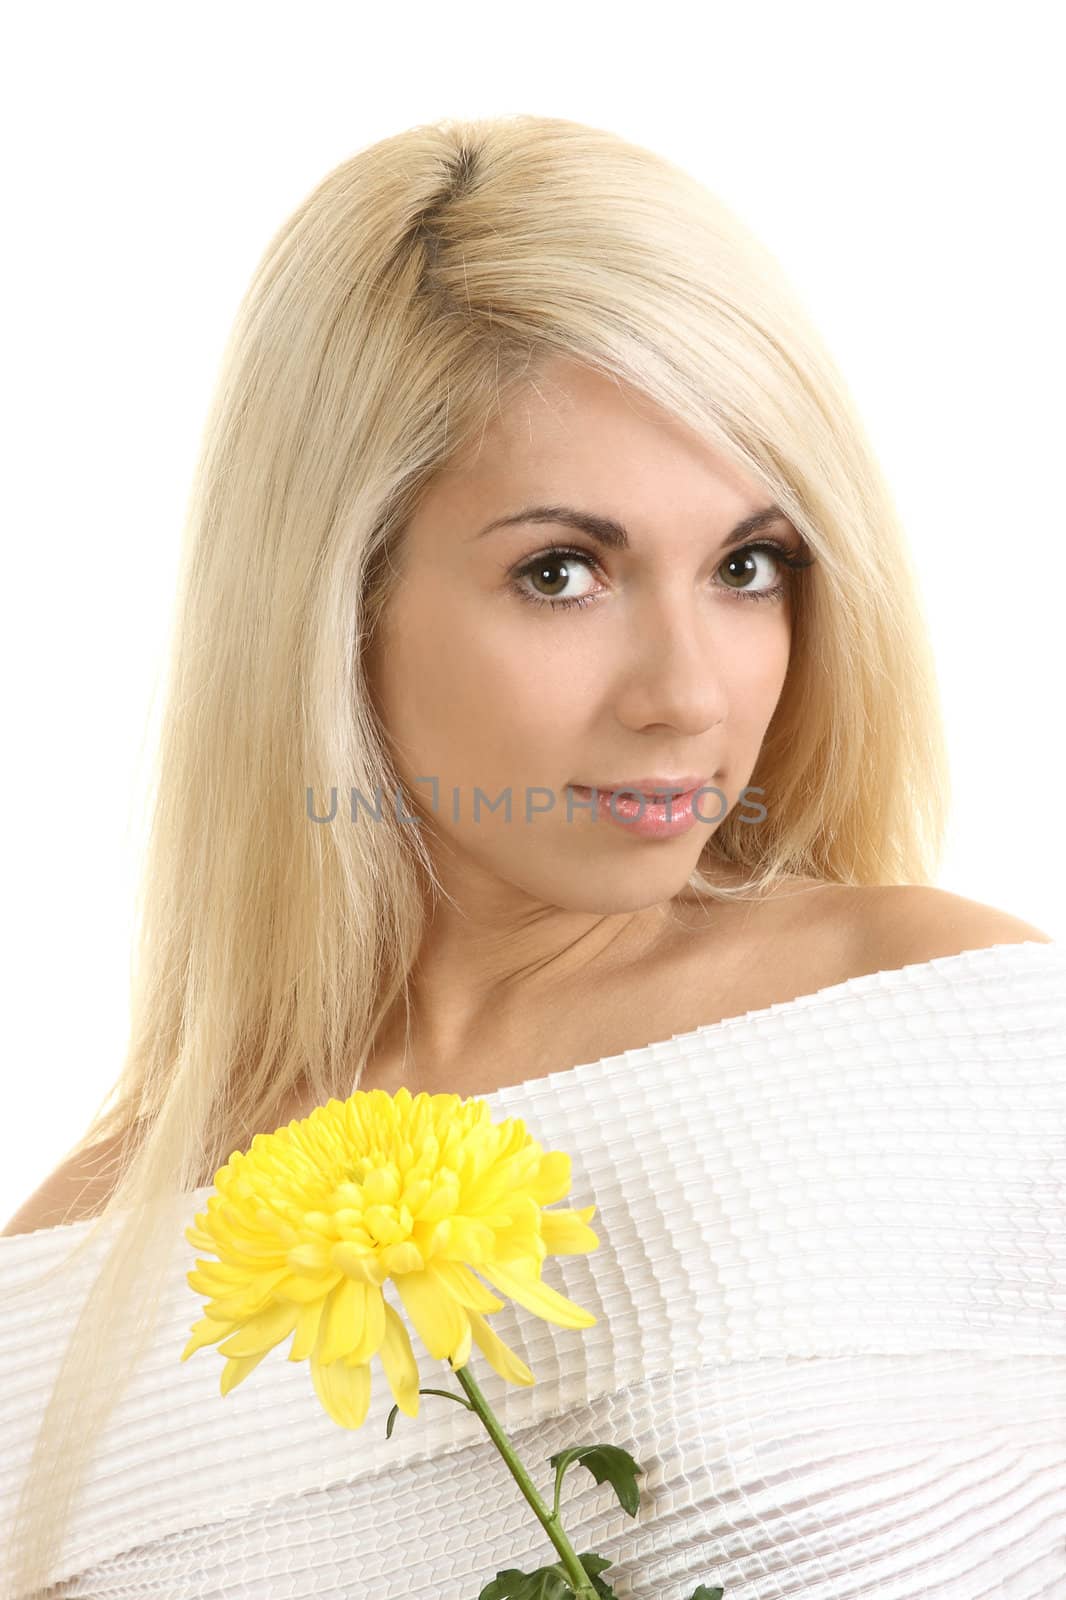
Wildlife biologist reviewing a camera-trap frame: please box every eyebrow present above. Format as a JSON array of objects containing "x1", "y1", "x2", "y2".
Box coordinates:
[{"x1": 472, "y1": 502, "x2": 791, "y2": 551}]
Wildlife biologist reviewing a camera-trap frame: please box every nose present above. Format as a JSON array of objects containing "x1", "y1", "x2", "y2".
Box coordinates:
[{"x1": 610, "y1": 592, "x2": 730, "y2": 735}]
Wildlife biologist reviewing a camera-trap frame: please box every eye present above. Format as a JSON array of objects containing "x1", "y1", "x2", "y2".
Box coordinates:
[
  {"x1": 507, "y1": 539, "x2": 815, "y2": 612},
  {"x1": 716, "y1": 542, "x2": 808, "y2": 603},
  {"x1": 508, "y1": 547, "x2": 601, "y2": 610}
]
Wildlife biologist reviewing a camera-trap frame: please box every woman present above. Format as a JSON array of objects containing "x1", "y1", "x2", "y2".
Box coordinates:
[{"x1": 1, "y1": 113, "x2": 1062, "y2": 1599}]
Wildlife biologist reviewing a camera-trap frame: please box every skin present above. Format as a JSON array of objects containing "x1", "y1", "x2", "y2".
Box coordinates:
[
  {"x1": 5, "y1": 355, "x2": 1055, "y2": 1233},
  {"x1": 362, "y1": 355, "x2": 810, "y2": 1080}
]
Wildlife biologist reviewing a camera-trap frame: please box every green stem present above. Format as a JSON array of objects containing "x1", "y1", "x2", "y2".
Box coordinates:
[{"x1": 451, "y1": 1359, "x2": 598, "y2": 1599}]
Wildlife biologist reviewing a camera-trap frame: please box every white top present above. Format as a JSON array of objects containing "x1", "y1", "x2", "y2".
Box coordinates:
[{"x1": 1, "y1": 940, "x2": 1064, "y2": 1599}]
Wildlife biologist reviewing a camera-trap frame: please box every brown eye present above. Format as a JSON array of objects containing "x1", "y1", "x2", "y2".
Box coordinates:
[
  {"x1": 714, "y1": 539, "x2": 815, "y2": 605},
  {"x1": 510, "y1": 547, "x2": 601, "y2": 611},
  {"x1": 529, "y1": 556, "x2": 573, "y2": 598},
  {"x1": 718, "y1": 545, "x2": 782, "y2": 594}
]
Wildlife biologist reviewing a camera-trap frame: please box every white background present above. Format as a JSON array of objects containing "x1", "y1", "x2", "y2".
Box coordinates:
[{"x1": 1, "y1": 2, "x2": 1062, "y2": 1222}]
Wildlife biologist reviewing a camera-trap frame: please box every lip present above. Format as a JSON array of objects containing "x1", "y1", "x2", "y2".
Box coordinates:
[
  {"x1": 572, "y1": 774, "x2": 708, "y2": 796},
  {"x1": 568, "y1": 781, "x2": 709, "y2": 839}
]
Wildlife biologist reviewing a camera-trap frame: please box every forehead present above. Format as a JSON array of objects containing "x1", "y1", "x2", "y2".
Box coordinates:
[{"x1": 428, "y1": 353, "x2": 768, "y2": 521}]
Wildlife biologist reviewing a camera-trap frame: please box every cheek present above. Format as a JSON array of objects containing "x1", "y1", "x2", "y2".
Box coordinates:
[
  {"x1": 365, "y1": 598, "x2": 447, "y2": 763},
  {"x1": 714, "y1": 612, "x2": 791, "y2": 726},
  {"x1": 747, "y1": 627, "x2": 791, "y2": 700},
  {"x1": 725, "y1": 605, "x2": 790, "y2": 675},
  {"x1": 372, "y1": 591, "x2": 582, "y2": 781}
]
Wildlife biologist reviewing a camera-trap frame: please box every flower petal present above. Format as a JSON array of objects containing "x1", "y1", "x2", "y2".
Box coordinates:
[
  {"x1": 220, "y1": 1345, "x2": 272, "y2": 1397},
  {"x1": 216, "y1": 1298, "x2": 302, "y2": 1358},
  {"x1": 332, "y1": 1240, "x2": 389, "y2": 1284},
  {"x1": 477, "y1": 1261, "x2": 597, "y2": 1330},
  {"x1": 376, "y1": 1301, "x2": 421, "y2": 1418},
  {"x1": 426, "y1": 1259, "x2": 504, "y2": 1314},
  {"x1": 272, "y1": 1269, "x2": 343, "y2": 1303},
  {"x1": 196, "y1": 1265, "x2": 289, "y2": 1318},
  {"x1": 288, "y1": 1297, "x2": 326, "y2": 1361},
  {"x1": 527, "y1": 1149, "x2": 572, "y2": 1206},
  {"x1": 188, "y1": 1258, "x2": 257, "y2": 1289},
  {"x1": 347, "y1": 1284, "x2": 386, "y2": 1366},
  {"x1": 315, "y1": 1275, "x2": 368, "y2": 1366},
  {"x1": 539, "y1": 1205, "x2": 600, "y2": 1256},
  {"x1": 379, "y1": 1240, "x2": 425, "y2": 1276},
  {"x1": 287, "y1": 1239, "x2": 335, "y2": 1273},
  {"x1": 393, "y1": 1268, "x2": 468, "y2": 1361},
  {"x1": 450, "y1": 1314, "x2": 472, "y2": 1369},
  {"x1": 310, "y1": 1352, "x2": 372, "y2": 1429},
  {"x1": 437, "y1": 1217, "x2": 496, "y2": 1261},
  {"x1": 464, "y1": 1309, "x2": 534, "y2": 1386},
  {"x1": 463, "y1": 1152, "x2": 532, "y2": 1215},
  {"x1": 180, "y1": 1316, "x2": 230, "y2": 1361}
]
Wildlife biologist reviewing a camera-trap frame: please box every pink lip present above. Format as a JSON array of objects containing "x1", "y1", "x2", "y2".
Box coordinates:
[
  {"x1": 573, "y1": 775, "x2": 708, "y2": 795},
  {"x1": 568, "y1": 781, "x2": 708, "y2": 839}
]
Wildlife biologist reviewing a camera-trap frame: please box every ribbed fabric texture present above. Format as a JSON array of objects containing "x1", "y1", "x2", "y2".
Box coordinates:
[{"x1": 1, "y1": 940, "x2": 1064, "y2": 1599}]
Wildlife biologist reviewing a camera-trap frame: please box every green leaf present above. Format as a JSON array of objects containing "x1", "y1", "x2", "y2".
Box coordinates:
[
  {"x1": 476, "y1": 1564, "x2": 575, "y2": 1598},
  {"x1": 384, "y1": 1385, "x2": 473, "y2": 1438},
  {"x1": 477, "y1": 1550, "x2": 622, "y2": 1599},
  {"x1": 684, "y1": 1587, "x2": 725, "y2": 1599},
  {"x1": 547, "y1": 1443, "x2": 646, "y2": 1517},
  {"x1": 571, "y1": 1554, "x2": 612, "y2": 1577},
  {"x1": 573, "y1": 1549, "x2": 621, "y2": 1596}
]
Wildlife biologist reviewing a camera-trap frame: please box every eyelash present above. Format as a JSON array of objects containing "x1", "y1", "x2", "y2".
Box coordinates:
[{"x1": 507, "y1": 539, "x2": 815, "y2": 612}]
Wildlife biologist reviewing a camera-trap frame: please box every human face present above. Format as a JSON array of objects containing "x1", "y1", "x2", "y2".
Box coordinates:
[{"x1": 366, "y1": 356, "x2": 804, "y2": 922}]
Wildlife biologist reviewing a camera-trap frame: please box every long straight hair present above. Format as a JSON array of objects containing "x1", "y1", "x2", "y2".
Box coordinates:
[{"x1": 3, "y1": 112, "x2": 949, "y2": 1596}]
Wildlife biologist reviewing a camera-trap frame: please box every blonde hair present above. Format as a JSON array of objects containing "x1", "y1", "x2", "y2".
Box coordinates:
[{"x1": 4, "y1": 112, "x2": 949, "y2": 1595}]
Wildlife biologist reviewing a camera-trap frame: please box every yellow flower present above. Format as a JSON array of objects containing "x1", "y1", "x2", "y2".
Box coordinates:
[{"x1": 180, "y1": 1087, "x2": 599, "y2": 1430}]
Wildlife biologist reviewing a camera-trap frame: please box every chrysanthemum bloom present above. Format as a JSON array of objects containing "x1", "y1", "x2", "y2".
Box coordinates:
[{"x1": 181, "y1": 1087, "x2": 600, "y2": 1430}]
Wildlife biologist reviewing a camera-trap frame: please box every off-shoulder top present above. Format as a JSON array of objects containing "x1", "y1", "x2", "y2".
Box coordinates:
[{"x1": 1, "y1": 940, "x2": 1063, "y2": 1598}]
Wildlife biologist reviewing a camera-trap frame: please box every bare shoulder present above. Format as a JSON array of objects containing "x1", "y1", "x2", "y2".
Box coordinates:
[
  {"x1": 844, "y1": 884, "x2": 1054, "y2": 972},
  {"x1": 666, "y1": 875, "x2": 1053, "y2": 1040},
  {"x1": 1, "y1": 1129, "x2": 128, "y2": 1238}
]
